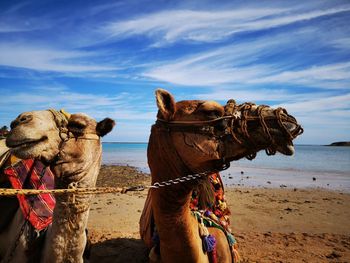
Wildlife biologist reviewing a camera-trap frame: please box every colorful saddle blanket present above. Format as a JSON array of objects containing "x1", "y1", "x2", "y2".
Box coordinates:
[
  {"x1": 4, "y1": 159, "x2": 55, "y2": 231},
  {"x1": 191, "y1": 172, "x2": 232, "y2": 231},
  {"x1": 191, "y1": 173, "x2": 239, "y2": 262},
  {"x1": 140, "y1": 172, "x2": 239, "y2": 262}
]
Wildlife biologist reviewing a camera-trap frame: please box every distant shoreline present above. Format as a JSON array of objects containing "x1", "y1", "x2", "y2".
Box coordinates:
[
  {"x1": 326, "y1": 141, "x2": 350, "y2": 146},
  {"x1": 102, "y1": 142, "x2": 147, "y2": 144},
  {"x1": 102, "y1": 142, "x2": 332, "y2": 146}
]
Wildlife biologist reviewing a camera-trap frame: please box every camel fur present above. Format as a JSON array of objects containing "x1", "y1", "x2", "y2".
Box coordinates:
[
  {"x1": 143, "y1": 89, "x2": 302, "y2": 263},
  {"x1": 0, "y1": 110, "x2": 115, "y2": 262}
]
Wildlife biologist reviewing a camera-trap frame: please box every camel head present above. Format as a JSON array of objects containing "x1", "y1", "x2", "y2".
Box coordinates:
[
  {"x1": 6, "y1": 110, "x2": 115, "y2": 167},
  {"x1": 55, "y1": 113, "x2": 115, "y2": 181},
  {"x1": 152, "y1": 89, "x2": 303, "y2": 173},
  {"x1": 6, "y1": 110, "x2": 65, "y2": 162}
]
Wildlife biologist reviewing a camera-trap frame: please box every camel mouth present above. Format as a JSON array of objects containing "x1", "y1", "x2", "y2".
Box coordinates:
[
  {"x1": 6, "y1": 136, "x2": 48, "y2": 149},
  {"x1": 277, "y1": 141, "x2": 295, "y2": 156}
]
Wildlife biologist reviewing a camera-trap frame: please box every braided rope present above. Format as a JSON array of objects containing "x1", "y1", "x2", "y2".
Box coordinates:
[
  {"x1": 0, "y1": 172, "x2": 207, "y2": 196},
  {"x1": 258, "y1": 105, "x2": 272, "y2": 142},
  {"x1": 0, "y1": 186, "x2": 128, "y2": 196}
]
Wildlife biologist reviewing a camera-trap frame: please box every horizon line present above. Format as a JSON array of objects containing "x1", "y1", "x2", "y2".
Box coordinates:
[{"x1": 102, "y1": 141, "x2": 340, "y2": 146}]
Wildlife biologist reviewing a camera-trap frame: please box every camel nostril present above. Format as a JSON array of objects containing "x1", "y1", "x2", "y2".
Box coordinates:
[
  {"x1": 284, "y1": 122, "x2": 296, "y2": 131},
  {"x1": 10, "y1": 120, "x2": 19, "y2": 129}
]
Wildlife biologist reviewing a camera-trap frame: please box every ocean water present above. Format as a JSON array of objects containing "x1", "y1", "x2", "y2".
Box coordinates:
[{"x1": 102, "y1": 143, "x2": 350, "y2": 192}]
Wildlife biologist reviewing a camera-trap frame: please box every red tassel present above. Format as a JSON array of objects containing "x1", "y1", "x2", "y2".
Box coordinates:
[{"x1": 208, "y1": 246, "x2": 218, "y2": 263}]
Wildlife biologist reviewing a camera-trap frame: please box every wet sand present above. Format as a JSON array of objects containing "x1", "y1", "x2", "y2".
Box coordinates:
[{"x1": 87, "y1": 165, "x2": 350, "y2": 262}]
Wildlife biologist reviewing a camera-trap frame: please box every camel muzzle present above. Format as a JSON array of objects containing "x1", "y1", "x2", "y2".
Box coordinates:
[{"x1": 156, "y1": 100, "x2": 303, "y2": 161}]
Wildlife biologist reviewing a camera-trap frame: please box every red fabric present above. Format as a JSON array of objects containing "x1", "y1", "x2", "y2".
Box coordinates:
[
  {"x1": 4, "y1": 159, "x2": 55, "y2": 231},
  {"x1": 191, "y1": 172, "x2": 231, "y2": 231},
  {"x1": 209, "y1": 248, "x2": 218, "y2": 263}
]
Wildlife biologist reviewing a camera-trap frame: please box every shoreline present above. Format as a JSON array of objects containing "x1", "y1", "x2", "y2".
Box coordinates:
[
  {"x1": 87, "y1": 165, "x2": 350, "y2": 262},
  {"x1": 101, "y1": 144, "x2": 350, "y2": 193},
  {"x1": 99, "y1": 162, "x2": 350, "y2": 193}
]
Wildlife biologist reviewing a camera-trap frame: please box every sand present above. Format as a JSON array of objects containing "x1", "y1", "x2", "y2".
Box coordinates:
[{"x1": 87, "y1": 165, "x2": 350, "y2": 262}]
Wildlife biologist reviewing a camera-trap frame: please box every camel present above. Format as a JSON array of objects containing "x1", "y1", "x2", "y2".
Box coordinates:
[
  {"x1": 142, "y1": 89, "x2": 303, "y2": 263},
  {"x1": 0, "y1": 109, "x2": 115, "y2": 262}
]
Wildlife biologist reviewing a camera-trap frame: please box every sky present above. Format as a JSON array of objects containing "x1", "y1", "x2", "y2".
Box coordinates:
[{"x1": 0, "y1": 0, "x2": 349, "y2": 145}]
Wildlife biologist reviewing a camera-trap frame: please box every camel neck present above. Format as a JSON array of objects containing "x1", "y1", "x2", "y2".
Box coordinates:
[
  {"x1": 148, "y1": 125, "x2": 191, "y2": 182},
  {"x1": 44, "y1": 150, "x2": 101, "y2": 262},
  {"x1": 148, "y1": 125, "x2": 194, "y2": 210},
  {"x1": 148, "y1": 126, "x2": 208, "y2": 262}
]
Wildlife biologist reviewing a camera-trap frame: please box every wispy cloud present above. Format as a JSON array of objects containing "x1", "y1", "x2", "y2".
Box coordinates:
[
  {"x1": 250, "y1": 62, "x2": 350, "y2": 89},
  {"x1": 274, "y1": 93, "x2": 350, "y2": 144},
  {"x1": 0, "y1": 42, "x2": 119, "y2": 73},
  {"x1": 0, "y1": 85, "x2": 158, "y2": 141},
  {"x1": 331, "y1": 37, "x2": 350, "y2": 50},
  {"x1": 103, "y1": 5, "x2": 350, "y2": 46},
  {"x1": 274, "y1": 93, "x2": 350, "y2": 115},
  {"x1": 142, "y1": 39, "x2": 282, "y2": 86},
  {"x1": 143, "y1": 49, "x2": 350, "y2": 89},
  {"x1": 192, "y1": 88, "x2": 313, "y2": 103},
  {"x1": 142, "y1": 27, "x2": 350, "y2": 88},
  {"x1": 0, "y1": 0, "x2": 349, "y2": 144},
  {"x1": 0, "y1": 86, "x2": 156, "y2": 121}
]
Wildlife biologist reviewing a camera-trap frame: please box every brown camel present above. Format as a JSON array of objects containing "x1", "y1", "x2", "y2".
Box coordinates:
[
  {"x1": 143, "y1": 89, "x2": 303, "y2": 263},
  {"x1": 0, "y1": 109, "x2": 115, "y2": 262}
]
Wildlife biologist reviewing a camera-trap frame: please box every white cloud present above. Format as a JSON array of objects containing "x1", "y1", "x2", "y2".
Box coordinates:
[
  {"x1": 271, "y1": 93, "x2": 350, "y2": 144},
  {"x1": 103, "y1": 6, "x2": 350, "y2": 46},
  {"x1": 142, "y1": 38, "x2": 283, "y2": 86},
  {"x1": 250, "y1": 62, "x2": 350, "y2": 89},
  {"x1": 0, "y1": 43, "x2": 118, "y2": 73},
  {"x1": 143, "y1": 38, "x2": 350, "y2": 88},
  {"x1": 0, "y1": 22, "x2": 49, "y2": 33},
  {"x1": 273, "y1": 93, "x2": 350, "y2": 115},
  {"x1": 191, "y1": 88, "x2": 308, "y2": 103},
  {"x1": 0, "y1": 87, "x2": 156, "y2": 122},
  {"x1": 331, "y1": 37, "x2": 350, "y2": 50},
  {"x1": 0, "y1": 87, "x2": 158, "y2": 142}
]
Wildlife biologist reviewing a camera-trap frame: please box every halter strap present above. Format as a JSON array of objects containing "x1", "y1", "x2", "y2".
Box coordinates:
[{"x1": 156, "y1": 101, "x2": 303, "y2": 160}]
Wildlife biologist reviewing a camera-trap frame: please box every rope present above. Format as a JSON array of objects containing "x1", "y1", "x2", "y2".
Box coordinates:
[
  {"x1": 0, "y1": 171, "x2": 208, "y2": 196},
  {"x1": 0, "y1": 186, "x2": 144, "y2": 196}
]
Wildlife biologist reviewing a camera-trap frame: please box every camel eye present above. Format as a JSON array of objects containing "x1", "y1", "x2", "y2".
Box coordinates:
[{"x1": 68, "y1": 121, "x2": 86, "y2": 129}]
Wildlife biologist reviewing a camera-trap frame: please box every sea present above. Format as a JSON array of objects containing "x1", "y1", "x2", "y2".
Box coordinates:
[{"x1": 102, "y1": 143, "x2": 350, "y2": 192}]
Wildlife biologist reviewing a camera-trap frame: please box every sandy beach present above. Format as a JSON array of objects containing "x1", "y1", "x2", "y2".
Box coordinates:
[{"x1": 87, "y1": 165, "x2": 350, "y2": 262}]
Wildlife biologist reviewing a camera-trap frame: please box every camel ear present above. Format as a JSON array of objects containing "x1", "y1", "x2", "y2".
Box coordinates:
[
  {"x1": 155, "y1": 89, "x2": 176, "y2": 121},
  {"x1": 96, "y1": 118, "x2": 115, "y2": 137}
]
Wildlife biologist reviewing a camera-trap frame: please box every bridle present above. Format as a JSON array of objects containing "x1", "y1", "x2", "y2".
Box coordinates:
[
  {"x1": 47, "y1": 109, "x2": 100, "y2": 166},
  {"x1": 155, "y1": 101, "x2": 303, "y2": 162},
  {"x1": 227, "y1": 102, "x2": 303, "y2": 159}
]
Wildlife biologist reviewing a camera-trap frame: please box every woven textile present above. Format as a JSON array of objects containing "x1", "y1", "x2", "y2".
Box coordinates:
[{"x1": 4, "y1": 159, "x2": 55, "y2": 231}]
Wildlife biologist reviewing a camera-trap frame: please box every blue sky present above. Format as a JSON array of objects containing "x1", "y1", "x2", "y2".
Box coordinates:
[{"x1": 0, "y1": 0, "x2": 349, "y2": 144}]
